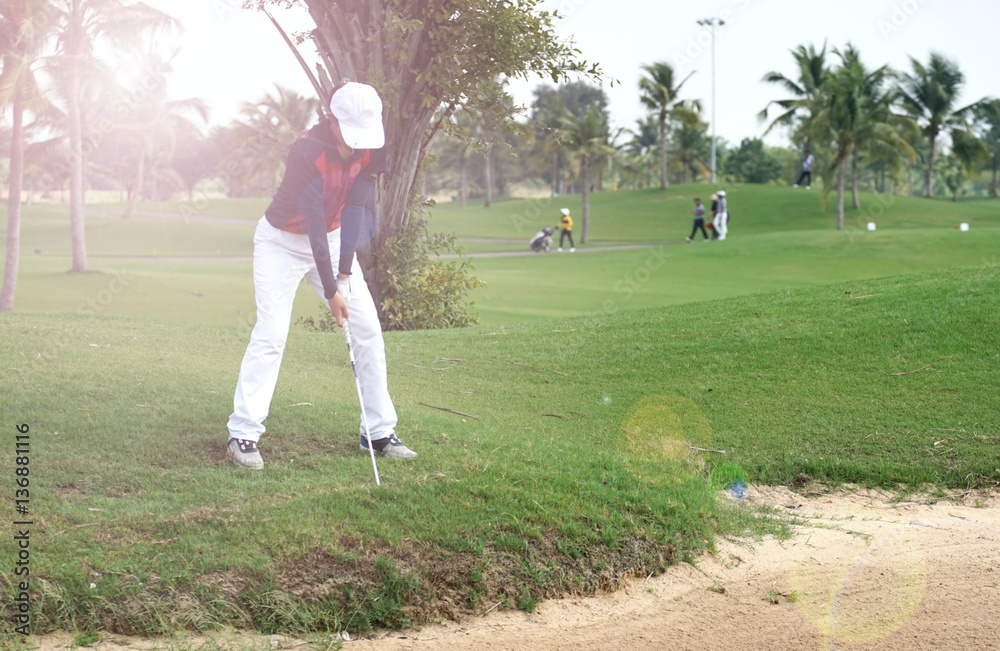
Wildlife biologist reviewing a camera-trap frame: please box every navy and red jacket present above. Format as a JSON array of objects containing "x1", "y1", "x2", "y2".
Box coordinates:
[{"x1": 264, "y1": 119, "x2": 388, "y2": 299}]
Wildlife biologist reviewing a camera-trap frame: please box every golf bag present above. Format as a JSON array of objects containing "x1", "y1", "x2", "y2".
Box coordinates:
[{"x1": 530, "y1": 227, "x2": 554, "y2": 252}]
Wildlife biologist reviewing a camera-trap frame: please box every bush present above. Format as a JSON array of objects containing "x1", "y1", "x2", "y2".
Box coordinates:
[
  {"x1": 298, "y1": 213, "x2": 484, "y2": 333},
  {"x1": 378, "y1": 215, "x2": 485, "y2": 331}
]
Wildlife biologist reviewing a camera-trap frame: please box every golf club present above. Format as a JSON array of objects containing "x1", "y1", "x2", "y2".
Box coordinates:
[{"x1": 342, "y1": 320, "x2": 381, "y2": 486}]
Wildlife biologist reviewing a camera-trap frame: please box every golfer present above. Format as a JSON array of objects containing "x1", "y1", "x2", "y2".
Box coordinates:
[
  {"x1": 793, "y1": 149, "x2": 814, "y2": 189},
  {"x1": 712, "y1": 190, "x2": 729, "y2": 240},
  {"x1": 685, "y1": 197, "x2": 709, "y2": 242},
  {"x1": 226, "y1": 82, "x2": 416, "y2": 470},
  {"x1": 558, "y1": 208, "x2": 575, "y2": 252}
]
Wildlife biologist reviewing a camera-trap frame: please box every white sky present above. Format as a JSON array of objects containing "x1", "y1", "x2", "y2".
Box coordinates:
[{"x1": 143, "y1": 0, "x2": 999, "y2": 148}]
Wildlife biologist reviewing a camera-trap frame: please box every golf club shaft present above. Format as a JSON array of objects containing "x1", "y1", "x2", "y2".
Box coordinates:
[{"x1": 342, "y1": 321, "x2": 381, "y2": 486}]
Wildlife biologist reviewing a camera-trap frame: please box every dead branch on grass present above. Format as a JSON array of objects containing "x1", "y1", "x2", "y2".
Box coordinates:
[
  {"x1": 885, "y1": 364, "x2": 931, "y2": 376},
  {"x1": 513, "y1": 362, "x2": 567, "y2": 376},
  {"x1": 418, "y1": 403, "x2": 478, "y2": 419}
]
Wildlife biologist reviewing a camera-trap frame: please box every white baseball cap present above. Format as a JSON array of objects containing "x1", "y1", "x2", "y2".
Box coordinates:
[
  {"x1": 717, "y1": 190, "x2": 726, "y2": 197},
  {"x1": 330, "y1": 82, "x2": 385, "y2": 149},
  {"x1": 560, "y1": 208, "x2": 570, "y2": 215}
]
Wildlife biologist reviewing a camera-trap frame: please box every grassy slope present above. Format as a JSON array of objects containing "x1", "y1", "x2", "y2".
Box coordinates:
[
  {"x1": 2, "y1": 266, "x2": 998, "y2": 636},
  {"x1": 2, "y1": 186, "x2": 998, "y2": 636},
  {"x1": 2, "y1": 185, "x2": 997, "y2": 327}
]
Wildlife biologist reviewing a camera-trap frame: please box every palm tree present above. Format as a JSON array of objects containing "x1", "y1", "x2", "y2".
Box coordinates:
[
  {"x1": 638, "y1": 61, "x2": 698, "y2": 189},
  {"x1": 814, "y1": 46, "x2": 911, "y2": 229},
  {"x1": 532, "y1": 91, "x2": 569, "y2": 196},
  {"x1": 1, "y1": 0, "x2": 58, "y2": 312},
  {"x1": 672, "y1": 113, "x2": 711, "y2": 184},
  {"x1": 971, "y1": 99, "x2": 1000, "y2": 198},
  {"x1": 214, "y1": 84, "x2": 312, "y2": 199},
  {"x1": 559, "y1": 107, "x2": 615, "y2": 243},
  {"x1": 50, "y1": 0, "x2": 176, "y2": 271},
  {"x1": 759, "y1": 43, "x2": 830, "y2": 149},
  {"x1": 897, "y1": 53, "x2": 984, "y2": 197},
  {"x1": 625, "y1": 115, "x2": 659, "y2": 187},
  {"x1": 90, "y1": 54, "x2": 208, "y2": 217}
]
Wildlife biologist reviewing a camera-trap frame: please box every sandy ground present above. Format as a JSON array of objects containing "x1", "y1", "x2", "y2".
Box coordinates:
[{"x1": 31, "y1": 486, "x2": 1000, "y2": 651}]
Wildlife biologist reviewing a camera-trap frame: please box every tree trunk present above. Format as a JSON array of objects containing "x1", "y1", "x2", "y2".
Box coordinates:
[
  {"x1": 550, "y1": 149, "x2": 558, "y2": 196},
  {"x1": 924, "y1": 131, "x2": 937, "y2": 197},
  {"x1": 580, "y1": 154, "x2": 589, "y2": 244},
  {"x1": 68, "y1": 0, "x2": 88, "y2": 271},
  {"x1": 122, "y1": 152, "x2": 144, "y2": 219},
  {"x1": 851, "y1": 147, "x2": 860, "y2": 210},
  {"x1": 991, "y1": 156, "x2": 998, "y2": 199},
  {"x1": 836, "y1": 151, "x2": 848, "y2": 230},
  {"x1": 483, "y1": 147, "x2": 492, "y2": 208},
  {"x1": 0, "y1": 90, "x2": 25, "y2": 312},
  {"x1": 658, "y1": 111, "x2": 668, "y2": 189},
  {"x1": 459, "y1": 149, "x2": 468, "y2": 207}
]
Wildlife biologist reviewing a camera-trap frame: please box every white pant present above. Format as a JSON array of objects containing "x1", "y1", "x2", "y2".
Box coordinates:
[
  {"x1": 713, "y1": 212, "x2": 728, "y2": 240},
  {"x1": 227, "y1": 217, "x2": 397, "y2": 443}
]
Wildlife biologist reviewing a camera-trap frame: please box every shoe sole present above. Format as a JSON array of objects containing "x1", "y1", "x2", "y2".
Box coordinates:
[{"x1": 360, "y1": 443, "x2": 417, "y2": 460}]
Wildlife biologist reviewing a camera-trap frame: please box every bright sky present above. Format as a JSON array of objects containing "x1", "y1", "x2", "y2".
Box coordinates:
[{"x1": 144, "y1": 0, "x2": 999, "y2": 148}]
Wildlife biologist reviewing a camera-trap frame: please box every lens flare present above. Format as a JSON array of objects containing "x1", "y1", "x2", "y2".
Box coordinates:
[
  {"x1": 790, "y1": 526, "x2": 926, "y2": 643},
  {"x1": 617, "y1": 394, "x2": 712, "y2": 486}
]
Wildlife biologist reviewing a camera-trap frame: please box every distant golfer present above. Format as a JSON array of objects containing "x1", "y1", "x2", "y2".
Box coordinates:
[
  {"x1": 558, "y1": 208, "x2": 575, "y2": 252},
  {"x1": 712, "y1": 190, "x2": 729, "y2": 240},
  {"x1": 793, "y1": 149, "x2": 814, "y2": 189},
  {"x1": 685, "y1": 197, "x2": 709, "y2": 242},
  {"x1": 226, "y1": 82, "x2": 416, "y2": 470}
]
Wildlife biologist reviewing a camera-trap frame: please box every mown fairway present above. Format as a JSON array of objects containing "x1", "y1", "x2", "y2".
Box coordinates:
[
  {"x1": 1, "y1": 186, "x2": 998, "y2": 638},
  {"x1": 3, "y1": 185, "x2": 999, "y2": 327}
]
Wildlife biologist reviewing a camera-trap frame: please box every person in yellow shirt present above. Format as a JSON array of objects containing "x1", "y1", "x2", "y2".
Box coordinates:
[{"x1": 558, "y1": 208, "x2": 575, "y2": 252}]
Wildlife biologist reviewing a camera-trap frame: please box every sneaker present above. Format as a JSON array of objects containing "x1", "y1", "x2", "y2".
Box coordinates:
[
  {"x1": 557, "y1": 247, "x2": 563, "y2": 252},
  {"x1": 805, "y1": 185, "x2": 811, "y2": 190},
  {"x1": 570, "y1": 247, "x2": 575, "y2": 252},
  {"x1": 360, "y1": 433, "x2": 417, "y2": 459},
  {"x1": 228, "y1": 438, "x2": 263, "y2": 470},
  {"x1": 792, "y1": 184, "x2": 799, "y2": 188},
  {"x1": 685, "y1": 237, "x2": 693, "y2": 243}
]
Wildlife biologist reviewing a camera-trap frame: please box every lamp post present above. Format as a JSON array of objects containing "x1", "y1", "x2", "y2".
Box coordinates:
[{"x1": 697, "y1": 17, "x2": 724, "y2": 184}]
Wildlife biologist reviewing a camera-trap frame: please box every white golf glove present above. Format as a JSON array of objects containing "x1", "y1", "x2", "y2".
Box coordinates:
[{"x1": 337, "y1": 277, "x2": 352, "y2": 305}]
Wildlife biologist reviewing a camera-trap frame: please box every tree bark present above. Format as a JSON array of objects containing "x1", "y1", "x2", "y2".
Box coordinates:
[
  {"x1": 1, "y1": 90, "x2": 25, "y2": 312},
  {"x1": 991, "y1": 156, "x2": 998, "y2": 199},
  {"x1": 459, "y1": 148, "x2": 468, "y2": 207},
  {"x1": 658, "y1": 111, "x2": 668, "y2": 189},
  {"x1": 122, "y1": 152, "x2": 144, "y2": 219},
  {"x1": 851, "y1": 146, "x2": 860, "y2": 210},
  {"x1": 483, "y1": 147, "x2": 492, "y2": 208},
  {"x1": 924, "y1": 131, "x2": 937, "y2": 198},
  {"x1": 68, "y1": 0, "x2": 88, "y2": 271},
  {"x1": 836, "y1": 150, "x2": 848, "y2": 230},
  {"x1": 580, "y1": 154, "x2": 589, "y2": 243},
  {"x1": 550, "y1": 150, "x2": 559, "y2": 196}
]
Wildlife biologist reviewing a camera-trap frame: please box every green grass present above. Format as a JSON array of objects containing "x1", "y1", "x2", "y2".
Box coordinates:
[
  {"x1": 2, "y1": 266, "x2": 998, "y2": 636},
  {"x1": 2, "y1": 185, "x2": 999, "y2": 637},
  {"x1": 427, "y1": 184, "x2": 1000, "y2": 240},
  {"x1": 5, "y1": 185, "x2": 997, "y2": 327}
]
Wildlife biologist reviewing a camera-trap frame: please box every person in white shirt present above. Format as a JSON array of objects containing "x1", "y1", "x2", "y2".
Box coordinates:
[{"x1": 793, "y1": 150, "x2": 814, "y2": 189}]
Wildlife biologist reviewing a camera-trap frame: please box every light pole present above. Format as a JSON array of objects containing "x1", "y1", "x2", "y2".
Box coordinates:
[{"x1": 697, "y1": 17, "x2": 724, "y2": 184}]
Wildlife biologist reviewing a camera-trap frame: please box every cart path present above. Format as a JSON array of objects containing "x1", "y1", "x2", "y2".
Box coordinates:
[{"x1": 87, "y1": 209, "x2": 687, "y2": 258}]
